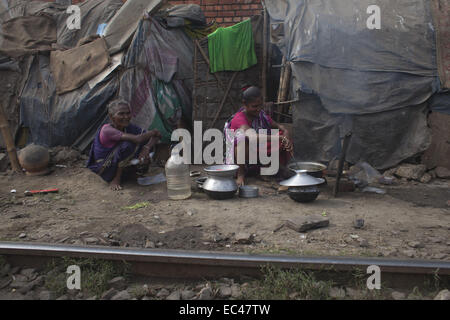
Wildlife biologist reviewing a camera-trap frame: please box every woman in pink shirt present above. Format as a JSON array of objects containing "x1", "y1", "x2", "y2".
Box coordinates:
[
  {"x1": 225, "y1": 86, "x2": 293, "y2": 186},
  {"x1": 87, "y1": 99, "x2": 161, "y2": 191}
]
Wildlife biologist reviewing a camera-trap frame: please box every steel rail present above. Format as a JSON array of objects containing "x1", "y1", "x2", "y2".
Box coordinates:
[{"x1": 1, "y1": 242, "x2": 449, "y2": 279}]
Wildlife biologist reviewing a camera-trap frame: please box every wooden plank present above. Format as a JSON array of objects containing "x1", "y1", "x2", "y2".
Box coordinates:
[
  {"x1": 0, "y1": 104, "x2": 21, "y2": 172},
  {"x1": 194, "y1": 40, "x2": 237, "y2": 115},
  {"x1": 431, "y1": 0, "x2": 450, "y2": 88},
  {"x1": 209, "y1": 72, "x2": 238, "y2": 130}
]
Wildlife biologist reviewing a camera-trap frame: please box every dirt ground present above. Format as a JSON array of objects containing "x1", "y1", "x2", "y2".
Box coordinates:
[{"x1": 0, "y1": 160, "x2": 449, "y2": 261}]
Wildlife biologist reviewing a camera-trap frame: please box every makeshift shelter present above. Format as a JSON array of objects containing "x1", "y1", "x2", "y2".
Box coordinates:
[
  {"x1": 0, "y1": 0, "x2": 210, "y2": 152},
  {"x1": 265, "y1": 0, "x2": 450, "y2": 170}
]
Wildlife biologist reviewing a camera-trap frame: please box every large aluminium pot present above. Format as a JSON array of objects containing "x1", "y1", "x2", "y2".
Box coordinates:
[{"x1": 203, "y1": 165, "x2": 239, "y2": 200}]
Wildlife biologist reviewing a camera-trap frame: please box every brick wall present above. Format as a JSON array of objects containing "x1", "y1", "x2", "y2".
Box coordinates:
[
  {"x1": 65, "y1": 0, "x2": 263, "y2": 26},
  {"x1": 169, "y1": 0, "x2": 262, "y2": 25}
]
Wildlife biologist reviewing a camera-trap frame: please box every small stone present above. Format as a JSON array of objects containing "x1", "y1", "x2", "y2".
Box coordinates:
[
  {"x1": 14, "y1": 274, "x2": 28, "y2": 282},
  {"x1": 198, "y1": 287, "x2": 213, "y2": 300},
  {"x1": 231, "y1": 284, "x2": 241, "y2": 298},
  {"x1": 431, "y1": 253, "x2": 447, "y2": 260},
  {"x1": 0, "y1": 264, "x2": 11, "y2": 277},
  {"x1": 427, "y1": 237, "x2": 442, "y2": 244},
  {"x1": 234, "y1": 233, "x2": 254, "y2": 244},
  {"x1": 166, "y1": 290, "x2": 181, "y2": 300},
  {"x1": 329, "y1": 287, "x2": 346, "y2": 299},
  {"x1": 54, "y1": 148, "x2": 79, "y2": 164},
  {"x1": 284, "y1": 215, "x2": 330, "y2": 233},
  {"x1": 353, "y1": 219, "x2": 365, "y2": 229},
  {"x1": 420, "y1": 173, "x2": 432, "y2": 184},
  {"x1": 87, "y1": 296, "x2": 97, "y2": 300},
  {"x1": 156, "y1": 288, "x2": 170, "y2": 298},
  {"x1": 345, "y1": 287, "x2": 364, "y2": 299},
  {"x1": 187, "y1": 210, "x2": 195, "y2": 216},
  {"x1": 9, "y1": 266, "x2": 22, "y2": 274},
  {"x1": 395, "y1": 164, "x2": 426, "y2": 180},
  {"x1": 145, "y1": 240, "x2": 155, "y2": 248},
  {"x1": 359, "y1": 239, "x2": 369, "y2": 248},
  {"x1": 403, "y1": 250, "x2": 416, "y2": 258},
  {"x1": 39, "y1": 290, "x2": 54, "y2": 300},
  {"x1": 434, "y1": 289, "x2": 450, "y2": 300},
  {"x1": 408, "y1": 241, "x2": 424, "y2": 249},
  {"x1": 10, "y1": 279, "x2": 28, "y2": 289},
  {"x1": 111, "y1": 290, "x2": 131, "y2": 300},
  {"x1": 20, "y1": 268, "x2": 36, "y2": 279},
  {"x1": 435, "y1": 167, "x2": 450, "y2": 179},
  {"x1": 218, "y1": 286, "x2": 232, "y2": 298},
  {"x1": 18, "y1": 233, "x2": 26, "y2": 239},
  {"x1": 0, "y1": 278, "x2": 12, "y2": 290},
  {"x1": 289, "y1": 292, "x2": 299, "y2": 299},
  {"x1": 57, "y1": 295, "x2": 69, "y2": 300},
  {"x1": 181, "y1": 290, "x2": 196, "y2": 300},
  {"x1": 391, "y1": 291, "x2": 406, "y2": 300},
  {"x1": 101, "y1": 288, "x2": 118, "y2": 300},
  {"x1": 142, "y1": 296, "x2": 151, "y2": 300},
  {"x1": 84, "y1": 237, "x2": 99, "y2": 244},
  {"x1": 101, "y1": 233, "x2": 109, "y2": 238},
  {"x1": 108, "y1": 276, "x2": 127, "y2": 290}
]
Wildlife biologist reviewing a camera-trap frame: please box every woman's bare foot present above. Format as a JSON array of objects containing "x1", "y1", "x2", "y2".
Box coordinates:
[
  {"x1": 110, "y1": 179, "x2": 123, "y2": 191},
  {"x1": 236, "y1": 174, "x2": 245, "y2": 187}
]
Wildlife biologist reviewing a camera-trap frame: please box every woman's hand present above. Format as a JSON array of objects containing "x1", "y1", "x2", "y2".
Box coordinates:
[
  {"x1": 281, "y1": 136, "x2": 294, "y2": 155},
  {"x1": 150, "y1": 129, "x2": 162, "y2": 139}
]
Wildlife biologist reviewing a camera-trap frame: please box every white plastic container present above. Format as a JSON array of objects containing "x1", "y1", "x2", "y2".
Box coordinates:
[{"x1": 165, "y1": 149, "x2": 191, "y2": 200}]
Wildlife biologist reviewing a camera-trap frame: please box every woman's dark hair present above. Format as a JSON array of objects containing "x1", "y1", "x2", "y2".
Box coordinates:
[
  {"x1": 107, "y1": 99, "x2": 130, "y2": 116},
  {"x1": 242, "y1": 86, "x2": 262, "y2": 104}
]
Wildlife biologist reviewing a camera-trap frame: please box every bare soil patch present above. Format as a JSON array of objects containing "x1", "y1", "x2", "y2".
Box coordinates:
[{"x1": 0, "y1": 161, "x2": 449, "y2": 261}]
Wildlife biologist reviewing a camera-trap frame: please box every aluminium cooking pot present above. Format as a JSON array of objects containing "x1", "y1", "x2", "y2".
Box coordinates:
[{"x1": 203, "y1": 165, "x2": 239, "y2": 200}]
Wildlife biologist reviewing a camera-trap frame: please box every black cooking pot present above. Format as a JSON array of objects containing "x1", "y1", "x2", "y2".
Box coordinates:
[
  {"x1": 204, "y1": 189, "x2": 237, "y2": 200},
  {"x1": 287, "y1": 186, "x2": 320, "y2": 203}
]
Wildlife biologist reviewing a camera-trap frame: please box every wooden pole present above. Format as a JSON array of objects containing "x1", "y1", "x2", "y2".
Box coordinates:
[
  {"x1": 262, "y1": 1, "x2": 268, "y2": 104},
  {"x1": 280, "y1": 61, "x2": 291, "y2": 122},
  {"x1": 0, "y1": 103, "x2": 21, "y2": 172}
]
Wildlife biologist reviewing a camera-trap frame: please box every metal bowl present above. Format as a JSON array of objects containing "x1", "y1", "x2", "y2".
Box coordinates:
[
  {"x1": 204, "y1": 165, "x2": 239, "y2": 177},
  {"x1": 287, "y1": 186, "x2": 320, "y2": 203},
  {"x1": 288, "y1": 162, "x2": 326, "y2": 178},
  {"x1": 239, "y1": 185, "x2": 259, "y2": 198}
]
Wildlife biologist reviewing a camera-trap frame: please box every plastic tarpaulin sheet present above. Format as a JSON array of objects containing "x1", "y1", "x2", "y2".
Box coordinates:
[
  {"x1": 56, "y1": 0, "x2": 123, "y2": 48},
  {"x1": 102, "y1": 0, "x2": 163, "y2": 54},
  {"x1": 166, "y1": 4, "x2": 206, "y2": 25},
  {"x1": 17, "y1": 0, "x2": 122, "y2": 147},
  {"x1": 19, "y1": 55, "x2": 118, "y2": 147},
  {"x1": 266, "y1": 0, "x2": 440, "y2": 168},
  {"x1": 266, "y1": 0, "x2": 439, "y2": 114},
  {"x1": 119, "y1": 18, "x2": 193, "y2": 135},
  {"x1": 292, "y1": 94, "x2": 431, "y2": 170}
]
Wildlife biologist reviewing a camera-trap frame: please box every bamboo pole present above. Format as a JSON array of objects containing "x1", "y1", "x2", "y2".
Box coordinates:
[{"x1": 0, "y1": 103, "x2": 21, "y2": 172}]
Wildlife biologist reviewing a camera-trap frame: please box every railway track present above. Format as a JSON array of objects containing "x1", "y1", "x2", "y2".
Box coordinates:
[{"x1": 1, "y1": 241, "x2": 449, "y2": 288}]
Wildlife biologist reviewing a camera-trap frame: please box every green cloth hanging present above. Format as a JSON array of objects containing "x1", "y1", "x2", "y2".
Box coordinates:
[{"x1": 207, "y1": 19, "x2": 257, "y2": 73}]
